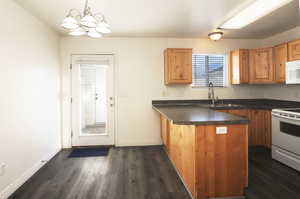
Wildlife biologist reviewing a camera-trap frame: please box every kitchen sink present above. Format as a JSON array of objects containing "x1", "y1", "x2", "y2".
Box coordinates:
[{"x1": 210, "y1": 103, "x2": 245, "y2": 109}]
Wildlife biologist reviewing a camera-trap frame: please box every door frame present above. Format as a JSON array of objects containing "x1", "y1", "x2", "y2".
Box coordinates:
[{"x1": 70, "y1": 54, "x2": 117, "y2": 147}]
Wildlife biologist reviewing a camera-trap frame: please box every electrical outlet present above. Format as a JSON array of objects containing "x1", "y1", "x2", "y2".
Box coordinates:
[
  {"x1": 0, "y1": 164, "x2": 6, "y2": 176},
  {"x1": 216, "y1": 127, "x2": 227, "y2": 134}
]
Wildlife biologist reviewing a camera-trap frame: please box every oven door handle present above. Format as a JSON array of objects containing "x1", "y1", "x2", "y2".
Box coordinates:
[{"x1": 272, "y1": 112, "x2": 300, "y2": 121}]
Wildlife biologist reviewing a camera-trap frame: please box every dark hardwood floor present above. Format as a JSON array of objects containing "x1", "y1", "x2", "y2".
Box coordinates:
[
  {"x1": 246, "y1": 147, "x2": 300, "y2": 199},
  {"x1": 9, "y1": 146, "x2": 190, "y2": 199},
  {"x1": 9, "y1": 146, "x2": 300, "y2": 199}
]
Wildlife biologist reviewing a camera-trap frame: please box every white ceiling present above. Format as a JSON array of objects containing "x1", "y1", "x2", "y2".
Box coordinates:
[{"x1": 16, "y1": 0, "x2": 300, "y2": 39}]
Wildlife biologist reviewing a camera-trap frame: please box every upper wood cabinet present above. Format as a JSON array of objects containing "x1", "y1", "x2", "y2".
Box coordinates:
[
  {"x1": 230, "y1": 49, "x2": 249, "y2": 84},
  {"x1": 274, "y1": 43, "x2": 287, "y2": 83},
  {"x1": 288, "y1": 39, "x2": 300, "y2": 61},
  {"x1": 164, "y1": 48, "x2": 192, "y2": 85},
  {"x1": 249, "y1": 48, "x2": 274, "y2": 84}
]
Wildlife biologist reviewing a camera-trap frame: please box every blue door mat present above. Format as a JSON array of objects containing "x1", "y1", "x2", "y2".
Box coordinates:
[{"x1": 68, "y1": 147, "x2": 110, "y2": 158}]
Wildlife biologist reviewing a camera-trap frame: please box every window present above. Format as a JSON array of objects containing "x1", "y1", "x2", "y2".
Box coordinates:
[{"x1": 192, "y1": 54, "x2": 226, "y2": 87}]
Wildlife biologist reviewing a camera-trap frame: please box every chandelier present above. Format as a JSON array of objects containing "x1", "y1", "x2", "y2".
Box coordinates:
[{"x1": 61, "y1": 0, "x2": 111, "y2": 38}]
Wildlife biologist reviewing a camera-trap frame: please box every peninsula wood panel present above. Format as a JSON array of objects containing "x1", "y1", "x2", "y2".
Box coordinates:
[
  {"x1": 164, "y1": 48, "x2": 192, "y2": 85},
  {"x1": 274, "y1": 43, "x2": 287, "y2": 83},
  {"x1": 230, "y1": 49, "x2": 249, "y2": 84},
  {"x1": 169, "y1": 123, "x2": 196, "y2": 196},
  {"x1": 288, "y1": 39, "x2": 300, "y2": 61},
  {"x1": 161, "y1": 115, "x2": 248, "y2": 199},
  {"x1": 196, "y1": 125, "x2": 248, "y2": 198},
  {"x1": 249, "y1": 48, "x2": 274, "y2": 83},
  {"x1": 160, "y1": 115, "x2": 170, "y2": 152}
]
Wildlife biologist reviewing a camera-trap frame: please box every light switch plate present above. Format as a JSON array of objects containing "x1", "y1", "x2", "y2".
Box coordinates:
[{"x1": 216, "y1": 127, "x2": 227, "y2": 134}]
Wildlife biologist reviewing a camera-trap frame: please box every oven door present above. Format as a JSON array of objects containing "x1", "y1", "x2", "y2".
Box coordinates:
[{"x1": 272, "y1": 113, "x2": 300, "y2": 155}]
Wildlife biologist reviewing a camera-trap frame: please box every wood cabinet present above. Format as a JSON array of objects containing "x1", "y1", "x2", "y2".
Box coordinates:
[
  {"x1": 229, "y1": 37, "x2": 300, "y2": 85},
  {"x1": 230, "y1": 49, "x2": 249, "y2": 84},
  {"x1": 274, "y1": 43, "x2": 287, "y2": 83},
  {"x1": 288, "y1": 39, "x2": 300, "y2": 61},
  {"x1": 249, "y1": 48, "x2": 274, "y2": 83},
  {"x1": 164, "y1": 48, "x2": 192, "y2": 85},
  {"x1": 216, "y1": 109, "x2": 272, "y2": 148},
  {"x1": 248, "y1": 110, "x2": 272, "y2": 148},
  {"x1": 160, "y1": 115, "x2": 170, "y2": 152},
  {"x1": 160, "y1": 117, "x2": 248, "y2": 199}
]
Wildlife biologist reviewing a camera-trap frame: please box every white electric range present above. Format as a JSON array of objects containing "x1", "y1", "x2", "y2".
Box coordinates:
[{"x1": 272, "y1": 109, "x2": 300, "y2": 172}]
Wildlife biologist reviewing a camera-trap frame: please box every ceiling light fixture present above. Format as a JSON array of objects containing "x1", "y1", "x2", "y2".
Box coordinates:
[
  {"x1": 61, "y1": 0, "x2": 111, "y2": 38},
  {"x1": 208, "y1": 31, "x2": 224, "y2": 41},
  {"x1": 220, "y1": 0, "x2": 293, "y2": 29}
]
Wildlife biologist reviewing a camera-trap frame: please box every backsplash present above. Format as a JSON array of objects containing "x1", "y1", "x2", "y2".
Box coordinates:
[{"x1": 261, "y1": 84, "x2": 300, "y2": 102}]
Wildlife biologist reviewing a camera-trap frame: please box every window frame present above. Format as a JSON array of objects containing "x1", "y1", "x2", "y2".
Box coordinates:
[{"x1": 191, "y1": 53, "x2": 228, "y2": 88}]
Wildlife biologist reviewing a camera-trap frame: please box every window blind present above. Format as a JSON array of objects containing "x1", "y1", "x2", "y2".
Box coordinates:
[{"x1": 192, "y1": 54, "x2": 225, "y2": 87}]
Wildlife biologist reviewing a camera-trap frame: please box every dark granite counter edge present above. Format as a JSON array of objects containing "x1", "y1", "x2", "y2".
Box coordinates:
[
  {"x1": 152, "y1": 105, "x2": 249, "y2": 125},
  {"x1": 152, "y1": 98, "x2": 300, "y2": 110}
]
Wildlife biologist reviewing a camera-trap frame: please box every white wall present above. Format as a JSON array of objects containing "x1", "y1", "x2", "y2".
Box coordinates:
[
  {"x1": 259, "y1": 26, "x2": 300, "y2": 101},
  {"x1": 60, "y1": 37, "x2": 265, "y2": 148},
  {"x1": 0, "y1": 0, "x2": 61, "y2": 198}
]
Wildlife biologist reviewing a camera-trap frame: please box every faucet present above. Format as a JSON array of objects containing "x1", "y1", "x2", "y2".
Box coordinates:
[{"x1": 208, "y1": 82, "x2": 215, "y2": 107}]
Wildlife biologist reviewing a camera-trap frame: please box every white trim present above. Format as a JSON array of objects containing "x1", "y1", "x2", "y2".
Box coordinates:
[
  {"x1": 61, "y1": 52, "x2": 119, "y2": 149},
  {"x1": 70, "y1": 54, "x2": 117, "y2": 147},
  {"x1": 0, "y1": 147, "x2": 61, "y2": 199},
  {"x1": 116, "y1": 140, "x2": 163, "y2": 147}
]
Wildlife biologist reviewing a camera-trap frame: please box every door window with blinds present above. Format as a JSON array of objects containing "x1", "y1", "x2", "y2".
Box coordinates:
[{"x1": 192, "y1": 54, "x2": 226, "y2": 87}]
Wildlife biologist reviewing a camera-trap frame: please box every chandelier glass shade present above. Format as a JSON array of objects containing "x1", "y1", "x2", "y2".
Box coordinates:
[{"x1": 61, "y1": 0, "x2": 111, "y2": 38}]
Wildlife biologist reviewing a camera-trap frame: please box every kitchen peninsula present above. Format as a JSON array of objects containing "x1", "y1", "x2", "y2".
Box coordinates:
[
  {"x1": 153, "y1": 98, "x2": 300, "y2": 199},
  {"x1": 153, "y1": 101, "x2": 249, "y2": 199}
]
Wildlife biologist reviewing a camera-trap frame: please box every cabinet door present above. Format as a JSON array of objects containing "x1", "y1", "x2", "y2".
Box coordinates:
[
  {"x1": 240, "y1": 50, "x2": 250, "y2": 83},
  {"x1": 231, "y1": 50, "x2": 241, "y2": 84},
  {"x1": 274, "y1": 43, "x2": 287, "y2": 83},
  {"x1": 165, "y1": 48, "x2": 192, "y2": 84},
  {"x1": 248, "y1": 110, "x2": 260, "y2": 146},
  {"x1": 231, "y1": 49, "x2": 249, "y2": 84},
  {"x1": 262, "y1": 110, "x2": 272, "y2": 148},
  {"x1": 249, "y1": 48, "x2": 274, "y2": 83},
  {"x1": 248, "y1": 110, "x2": 272, "y2": 148},
  {"x1": 288, "y1": 39, "x2": 300, "y2": 61}
]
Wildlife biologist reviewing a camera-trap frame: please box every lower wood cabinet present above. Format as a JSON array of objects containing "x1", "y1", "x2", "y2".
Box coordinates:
[
  {"x1": 160, "y1": 116, "x2": 248, "y2": 199},
  {"x1": 217, "y1": 109, "x2": 272, "y2": 148},
  {"x1": 248, "y1": 110, "x2": 272, "y2": 148}
]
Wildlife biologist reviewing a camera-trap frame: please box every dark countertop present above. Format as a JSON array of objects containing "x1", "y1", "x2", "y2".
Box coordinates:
[
  {"x1": 153, "y1": 105, "x2": 249, "y2": 125},
  {"x1": 152, "y1": 99, "x2": 300, "y2": 125}
]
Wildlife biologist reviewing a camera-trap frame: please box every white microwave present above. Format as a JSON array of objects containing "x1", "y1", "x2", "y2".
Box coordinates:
[{"x1": 286, "y1": 60, "x2": 300, "y2": 84}]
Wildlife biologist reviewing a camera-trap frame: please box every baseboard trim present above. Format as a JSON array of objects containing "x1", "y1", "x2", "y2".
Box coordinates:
[
  {"x1": 116, "y1": 140, "x2": 162, "y2": 147},
  {"x1": 0, "y1": 147, "x2": 61, "y2": 199}
]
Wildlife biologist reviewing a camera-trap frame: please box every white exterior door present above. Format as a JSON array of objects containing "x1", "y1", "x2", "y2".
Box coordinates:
[{"x1": 71, "y1": 55, "x2": 115, "y2": 146}]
